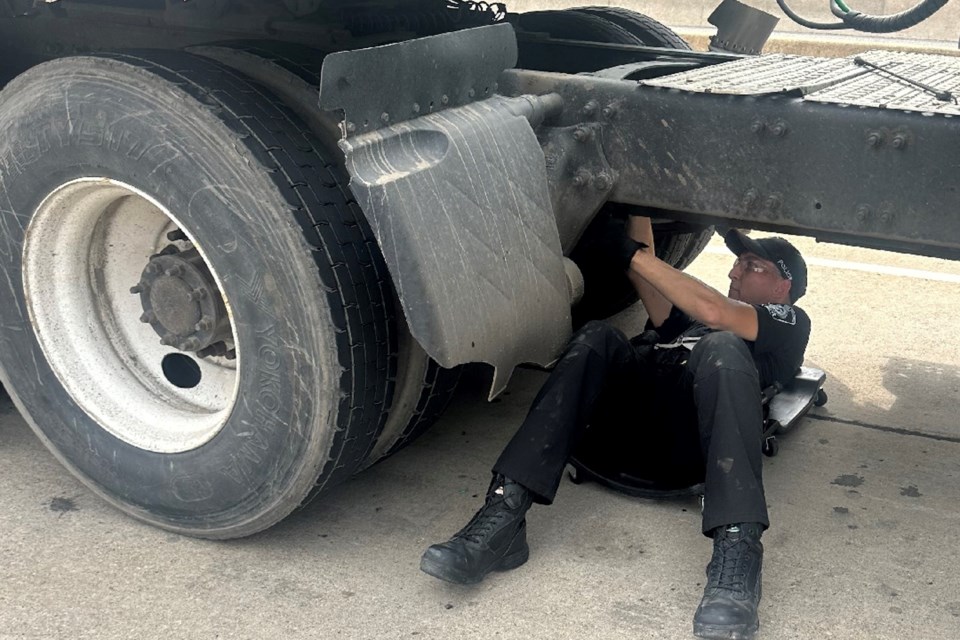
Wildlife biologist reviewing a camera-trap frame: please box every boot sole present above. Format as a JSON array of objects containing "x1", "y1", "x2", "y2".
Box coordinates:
[
  {"x1": 420, "y1": 543, "x2": 529, "y2": 585},
  {"x1": 693, "y1": 621, "x2": 759, "y2": 640}
]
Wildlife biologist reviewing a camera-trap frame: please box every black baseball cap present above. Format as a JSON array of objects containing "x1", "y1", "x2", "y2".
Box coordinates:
[{"x1": 724, "y1": 229, "x2": 807, "y2": 302}]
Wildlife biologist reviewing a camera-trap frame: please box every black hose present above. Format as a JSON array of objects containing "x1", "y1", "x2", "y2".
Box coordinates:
[
  {"x1": 775, "y1": 0, "x2": 848, "y2": 30},
  {"x1": 841, "y1": 0, "x2": 950, "y2": 33},
  {"x1": 778, "y1": 0, "x2": 950, "y2": 33}
]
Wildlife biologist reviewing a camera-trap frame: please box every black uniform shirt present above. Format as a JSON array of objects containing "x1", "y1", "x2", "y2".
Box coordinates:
[{"x1": 652, "y1": 303, "x2": 811, "y2": 388}]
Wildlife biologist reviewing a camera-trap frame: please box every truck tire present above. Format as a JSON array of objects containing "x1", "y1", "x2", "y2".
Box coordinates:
[
  {"x1": 518, "y1": 8, "x2": 713, "y2": 324},
  {"x1": 190, "y1": 41, "x2": 463, "y2": 465},
  {"x1": 0, "y1": 51, "x2": 397, "y2": 538},
  {"x1": 571, "y1": 6, "x2": 691, "y2": 49}
]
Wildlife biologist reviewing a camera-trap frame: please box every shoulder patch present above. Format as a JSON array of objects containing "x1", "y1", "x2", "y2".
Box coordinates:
[{"x1": 763, "y1": 303, "x2": 797, "y2": 325}]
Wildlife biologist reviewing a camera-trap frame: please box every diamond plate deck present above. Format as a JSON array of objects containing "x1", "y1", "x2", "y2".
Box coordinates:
[
  {"x1": 806, "y1": 50, "x2": 960, "y2": 115},
  {"x1": 643, "y1": 50, "x2": 960, "y2": 116}
]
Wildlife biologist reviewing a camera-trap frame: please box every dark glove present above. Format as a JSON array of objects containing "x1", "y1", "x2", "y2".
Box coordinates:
[{"x1": 615, "y1": 235, "x2": 649, "y2": 272}]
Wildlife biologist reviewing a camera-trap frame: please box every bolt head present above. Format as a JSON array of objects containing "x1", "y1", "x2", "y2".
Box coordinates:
[
  {"x1": 160, "y1": 334, "x2": 175, "y2": 346},
  {"x1": 182, "y1": 338, "x2": 201, "y2": 351},
  {"x1": 750, "y1": 121, "x2": 764, "y2": 133},
  {"x1": 412, "y1": 102, "x2": 421, "y2": 114},
  {"x1": 189, "y1": 289, "x2": 207, "y2": 302},
  {"x1": 165, "y1": 265, "x2": 184, "y2": 277},
  {"x1": 593, "y1": 173, "x2": 613, "y2": 192},
  {"x1": 441, "y1": 94, "x2": 449, "y2": 105},
  {"x1": 867, "y1": 132, "x2": 882, "y2": 147},
  {"x1": 144, "y1": 263, "x2": 160, "y2": 275},
  {"x1": 130, "y1": 284, "x2": 143, "y2": 295},
  {"x1": 140, "y1": 312, "x2": 155, "y2": 324},
  {"x1": 892, "y1": 135, "x2": 907, "y2": 149},
  {"x1": 195, "y1": 318, "x2": 214, "y2": 332},
  {"x1": 380, "y1": 112, "x2": 390, "y2": 124},
  {"x1": 468, "y1": 89, "x2": 476, "y2": 99}
]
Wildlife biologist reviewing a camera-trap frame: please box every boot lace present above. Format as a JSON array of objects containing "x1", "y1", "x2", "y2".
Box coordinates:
[
  {"x1": 455, "y1": 494, "x2": 512, "y2": 544},
  {"x1": 709, "y1": 537, "x2": 752, "y2": 593}
]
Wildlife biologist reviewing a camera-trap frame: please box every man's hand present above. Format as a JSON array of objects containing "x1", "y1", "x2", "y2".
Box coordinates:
[{"x1": 616, "y1": 235, "x2": 649, "y2": 272}]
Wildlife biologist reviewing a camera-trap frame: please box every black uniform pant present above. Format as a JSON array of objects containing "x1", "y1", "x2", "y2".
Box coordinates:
[{"x1": 493, "y1": 321, "x2": 769, "y2": 535}]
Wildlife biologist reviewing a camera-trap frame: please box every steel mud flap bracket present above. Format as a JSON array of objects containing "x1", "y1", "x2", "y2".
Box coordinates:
[{"x1": 320, "y1": 24, "x2": 572, "y2": 397}]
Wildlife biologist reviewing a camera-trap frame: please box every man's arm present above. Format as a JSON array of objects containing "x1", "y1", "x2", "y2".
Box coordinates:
[
  {"x1": 625, "y1": 216, "x2": 673, "y2": 328},
  {"x1": 628, "y1": 242, "x2": 761, "y2": 341}
]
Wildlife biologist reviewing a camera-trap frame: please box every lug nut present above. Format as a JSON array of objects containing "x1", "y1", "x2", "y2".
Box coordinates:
[
  {"x1": 140, "y1": 312, "x2": 155, "y2": 324},
  {"x1": 145, "y1": 263, "x2": 160, "y2": 275},
  {"x1": 160, "y1": 334, "x2": 176, "y2": 346},
  {"x1": 189, "y1": 288, "x2": 207, "y2": 302},
  {"x1": 195, "y1": 318, "x2": 214, "y2": 332},
  {"x1": 130, "y1": 284, "x2": 143, "y2": 295},
  {"x1": 225, "y1": 349, "x2": 237, "y2": 361},
  {"x1": 167, "y1": 229, "x2": 187, "y2": 242},
  {"x1": 182, "y1": 338, "x2": 201, "y2": 351},
  {"x1": 165, "y1": 265, "x2": 184, "y2": 277}
]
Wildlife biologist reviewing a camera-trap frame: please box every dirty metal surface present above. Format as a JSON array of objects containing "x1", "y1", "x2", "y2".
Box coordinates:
[
  {"x1": 642, "y1": 53, "x2": 863, "y2": 95},
  {"x1": 805, "y1": 50, "x2": 960, "y2": 115},
  {"x1": 319, "y1": 22, "x2": 517, "y2": 136},
  {"x1": 643, "y1": 49, "x2": 960, "y2": 115}
]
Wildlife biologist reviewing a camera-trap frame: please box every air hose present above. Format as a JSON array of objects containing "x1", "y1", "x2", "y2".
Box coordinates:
[{"x1": 777, "y1": 0, "x2": 951, "y2": 33}]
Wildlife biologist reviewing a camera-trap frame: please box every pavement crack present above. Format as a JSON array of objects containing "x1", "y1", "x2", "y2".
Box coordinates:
[{"x1": 806, "y1": 413, "x2": 960, "y2": 444}]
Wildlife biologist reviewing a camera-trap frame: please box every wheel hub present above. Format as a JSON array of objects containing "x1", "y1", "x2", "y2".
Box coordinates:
[{"x1": 132, "y1": 241, "x2": 234, "y2": 358}]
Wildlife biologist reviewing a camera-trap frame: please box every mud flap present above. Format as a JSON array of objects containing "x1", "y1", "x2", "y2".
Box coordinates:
[{"x1": 320, "y1": 25, "x2": 572, "y2": 397}]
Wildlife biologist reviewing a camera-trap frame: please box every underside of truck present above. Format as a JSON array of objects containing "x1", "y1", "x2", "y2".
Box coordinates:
[{"x1": 0, "y1": 0, "x2": 956, "y2": 538}]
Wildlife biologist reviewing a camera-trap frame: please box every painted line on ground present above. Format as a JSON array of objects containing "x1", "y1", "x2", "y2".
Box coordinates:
[{"x1": 704, "y1": 246, "x2": 960, "y2": 284}]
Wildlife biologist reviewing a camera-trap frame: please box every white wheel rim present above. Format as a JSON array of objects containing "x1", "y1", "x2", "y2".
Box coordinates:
[{"x1": 23, "y1": 178, "x2": 240, "y2": 453}]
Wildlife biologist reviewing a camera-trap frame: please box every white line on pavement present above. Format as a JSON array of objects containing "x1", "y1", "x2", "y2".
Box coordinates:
[{"x1": 703, "y1": 246, "x2": 960, "y2": 284}]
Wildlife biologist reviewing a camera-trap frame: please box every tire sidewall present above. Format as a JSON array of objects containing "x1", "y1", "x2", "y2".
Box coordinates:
[{"x1": 0, "y1": 57, "x2": 340, "y2": 536}]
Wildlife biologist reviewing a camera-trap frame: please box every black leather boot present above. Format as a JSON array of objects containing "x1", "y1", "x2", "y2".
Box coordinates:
[
  {"x1": 420, "y1": 475, "x2": 533, "y2": 585},
  {"x1": 693, "y1": 523, "x2": 764, "y2": 640}
]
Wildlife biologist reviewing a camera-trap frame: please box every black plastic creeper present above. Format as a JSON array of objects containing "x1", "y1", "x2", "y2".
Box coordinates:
[
  {"x1": 694, "y1": 523, "x2": 764, "y2": 640},
  {"x1": 420, "y1": 475, "x2": 533, "y2": 585}
]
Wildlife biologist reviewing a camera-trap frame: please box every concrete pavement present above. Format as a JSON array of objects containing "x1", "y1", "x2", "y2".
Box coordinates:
[{"x1": 2, "y1": 234, "x2": 959, "y2": 639}]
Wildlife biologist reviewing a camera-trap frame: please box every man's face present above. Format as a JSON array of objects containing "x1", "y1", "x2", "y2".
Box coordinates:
[{"x1": 727, "y1": 252, "x2": 791, "y2": 304}]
